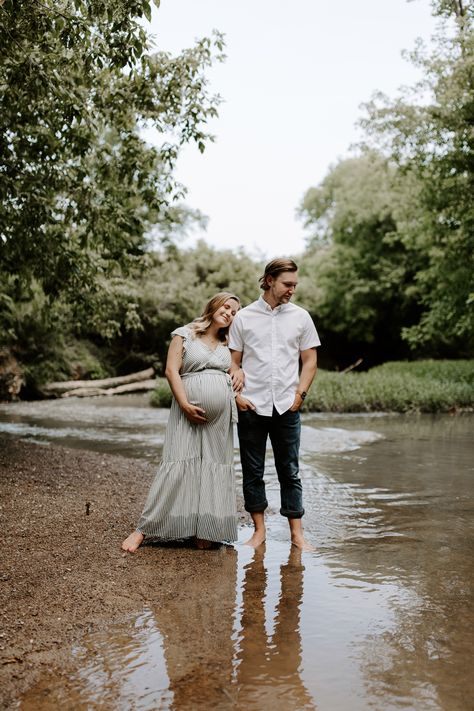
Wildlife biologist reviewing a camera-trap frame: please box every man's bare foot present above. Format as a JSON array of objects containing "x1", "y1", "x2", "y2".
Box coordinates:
[
  {"x1": 288, "y1": 518, "x2": 314, "y2": 551},
  {"x1": 291, "y1": 534, "x2": 315, "y2": 552},
  {"x1": 195, "y1": 538, "x2": 213, "y2": 549},
  {"x1": 245, "y1": 529, "x2": 266, "y2": 548},
  {"x1": 121, "y1": 531, "x2": 144, "y2": 553}
]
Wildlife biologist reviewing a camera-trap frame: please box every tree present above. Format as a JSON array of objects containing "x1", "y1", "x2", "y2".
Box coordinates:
[
  {"x1": 298, "y1": 152, "x2": 424, "y2": 364},
  {"x1": 0, "y1": 0, "x2": 224, "y2": 343},
  {"x1": 360, "y1": 0, "x2": 474, "y2": 351},
  {"x1": 298, "y1": 2, "x2": 474, "y2": 362},
  {"x1": 110, "y1": 241, "x2": 261, "y2": 372}
]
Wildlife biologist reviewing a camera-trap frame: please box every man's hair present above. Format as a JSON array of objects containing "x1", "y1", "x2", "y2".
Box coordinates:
[{"x1": 259, "y1": 258, "x2": 298, "y2": 291}]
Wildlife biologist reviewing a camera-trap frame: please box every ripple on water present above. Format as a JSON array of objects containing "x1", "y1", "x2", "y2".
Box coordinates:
[
  {"x1": 5, "y1": 403, "x2": 474, "y2": 709},
  {"x1": 300, "y1": 425, "x2": 384, "y2": 455},
  {"x1": 0, "y1": 395, "x2": 170, "y2": 459},
  {"x1": 21, "y1": 610, "x2": 173, "y2": 710}
]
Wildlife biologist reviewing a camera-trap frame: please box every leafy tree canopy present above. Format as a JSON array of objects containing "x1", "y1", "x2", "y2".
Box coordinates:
[
  {"x1": 0, "y1": 0, "x2": 224, "y2": 340},
  {"x1": 299, "y1": 0, "x2": 474, "y2": 358},
  {"x1": 360, "y1": 0, "x2": 474, "y2": 349},
  {"x1": 298, "y1": 153, "x2": 423, "y2": 359}
]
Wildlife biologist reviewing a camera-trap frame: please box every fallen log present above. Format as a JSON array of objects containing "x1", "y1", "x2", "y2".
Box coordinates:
[
  {"x1": 61, "y1": 387, "x2": 109, "y2": 398},
  {"x1": 43, "y1": 367, "x2": 155, "y2": 394},
  {"x1": 105, "y1": 379, "x2": 158, "y2": 396},
  {"x1": 61, "y1": 379, "x2": 158, "y2": 398}
]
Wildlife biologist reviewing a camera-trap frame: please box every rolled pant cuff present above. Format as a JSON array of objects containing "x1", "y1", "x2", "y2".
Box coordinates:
[
  {"x1": 244, "y1": 501, "x2": 268, "y2": 514},
  {"x1": 280, "y1": 507, "x2": 305, "y2": 519}
]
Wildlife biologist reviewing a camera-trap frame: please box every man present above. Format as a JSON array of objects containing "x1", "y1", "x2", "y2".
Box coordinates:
[{"x1": 229, "y1": 258, "x2": 320, "y2": 549}]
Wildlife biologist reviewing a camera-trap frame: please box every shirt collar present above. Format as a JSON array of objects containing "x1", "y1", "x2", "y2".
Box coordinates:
[{"x1": 257, "y1": 295, "x2": 287, "y2": 313}]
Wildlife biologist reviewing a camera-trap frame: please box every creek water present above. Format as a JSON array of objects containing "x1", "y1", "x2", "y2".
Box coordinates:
[{"x1": 1, "y1": 396, "x2": 473, "y2": 710}]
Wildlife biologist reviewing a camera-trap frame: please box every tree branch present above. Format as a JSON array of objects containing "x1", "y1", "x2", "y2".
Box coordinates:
[
  {"x1": 31, "y1": 0, "x2": 84, "y2": 24},
  {"x1": 453, "y1": 0, "x2": 465, "y2": 18}
]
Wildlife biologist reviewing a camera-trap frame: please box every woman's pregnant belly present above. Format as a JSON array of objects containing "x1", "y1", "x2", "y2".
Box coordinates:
[{"x1": 184, "y1": 372, "x2": 229, "y2": 423}]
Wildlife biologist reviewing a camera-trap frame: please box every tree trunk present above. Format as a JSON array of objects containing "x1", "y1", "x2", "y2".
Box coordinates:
[{"x1": 61, "y1": 379, "x2": 158, "y2": 398}]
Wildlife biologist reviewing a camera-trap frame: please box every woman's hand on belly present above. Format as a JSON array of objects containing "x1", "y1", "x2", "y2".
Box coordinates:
[{"x1": 181, "y1": 402, "x2": 207, "y2": 424}]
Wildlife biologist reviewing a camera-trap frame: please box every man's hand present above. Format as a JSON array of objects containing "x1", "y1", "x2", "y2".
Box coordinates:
[
  {"x1": 236, "y1": 394, "x2": 256, "y2": 412},
  {"x1": 182, "y1": 403, "x2": 207, "y2": 424},
  {"x1": 230, "y1": 366, "x2": 245, "y2": 393},
  {"x1": 288, "y1": 393, "x2": 304, "y2": 412}
]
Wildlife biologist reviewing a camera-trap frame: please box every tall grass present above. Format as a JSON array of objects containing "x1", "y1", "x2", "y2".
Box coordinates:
[
  {"x1": 150, "y1": 360, "x2": 474, "y2": 413},
  {"x1": 304, "y1": 360, "x2": 474, "y2": 413}
]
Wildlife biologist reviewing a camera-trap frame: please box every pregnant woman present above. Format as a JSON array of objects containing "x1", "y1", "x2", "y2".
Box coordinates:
[{"x1": 122, "y1": 292, "x2": 241, "y2": 552}]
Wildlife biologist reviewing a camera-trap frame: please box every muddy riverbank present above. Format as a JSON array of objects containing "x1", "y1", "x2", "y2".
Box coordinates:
[{"x1": 0, "y1": 436, "x2": 248, "y2": 710}]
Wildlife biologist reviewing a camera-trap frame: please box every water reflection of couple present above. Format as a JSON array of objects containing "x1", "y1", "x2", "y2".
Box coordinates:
[
  {"x1": 122, "y1": 258, "x2": 320, "y2": 553},
  {"x1": 153, "y1": 545, "x2": 313, "y2": 709},
  {"x1": 236, "y1": 545, "x2": 314, "y2": 709}
]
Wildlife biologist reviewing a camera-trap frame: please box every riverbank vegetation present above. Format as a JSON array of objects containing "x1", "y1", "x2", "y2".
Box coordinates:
[
  {"x1": 1, "y1": 1, "x2": 472, "y2": 399},
  {"x1": 150, "y1": 360, "x2": 474, "y2": 414}
]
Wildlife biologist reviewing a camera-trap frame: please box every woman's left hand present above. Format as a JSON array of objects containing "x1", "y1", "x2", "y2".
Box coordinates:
[{"x1": 230, "y1": 367, "x2": 245, "y2": 393}]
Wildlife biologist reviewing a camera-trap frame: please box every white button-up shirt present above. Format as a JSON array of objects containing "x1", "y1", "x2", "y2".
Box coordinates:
[{"x1": 228, "y1": 296, "x2": 321, "y2": 416}]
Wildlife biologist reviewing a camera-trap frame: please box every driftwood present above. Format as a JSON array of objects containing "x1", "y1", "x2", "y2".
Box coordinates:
[
  {"x1": 340, "y1": 358, "x2": 363, "y2": 374},
  {"x1": 43, "y1": 367, "x2": 155, "y2": 394},
  {"x1": 61, "y1": 379, "x2": 158, "y2": 398},
  {"x1": 62, "y1": 387, "x2": 110, "y2": 398},
  {"x1": 104, "y1": 379, "x2": 158, "y2": 396}
]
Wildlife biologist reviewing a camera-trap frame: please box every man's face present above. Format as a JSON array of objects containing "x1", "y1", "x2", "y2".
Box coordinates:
[{"x1": 267, "y1": 271, "x2": 298, "y2": 305}]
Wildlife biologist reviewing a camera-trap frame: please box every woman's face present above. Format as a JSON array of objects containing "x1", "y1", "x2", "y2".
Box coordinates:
[{"x1": 212, "y1": 298, "x2": 239, "y2": 328}]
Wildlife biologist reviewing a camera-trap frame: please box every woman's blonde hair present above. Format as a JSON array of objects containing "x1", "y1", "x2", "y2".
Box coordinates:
[{"x1": 189, "y1": 292, "x2": 240, "y2": 344}]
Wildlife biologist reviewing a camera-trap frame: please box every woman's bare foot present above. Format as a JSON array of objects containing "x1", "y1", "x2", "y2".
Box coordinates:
[
  {"x1": 245, "y1": 528, "x2": 266, "y2": 548},
  {"x1": 121, "y1": 531, "x2": 144, "y2": 553}
]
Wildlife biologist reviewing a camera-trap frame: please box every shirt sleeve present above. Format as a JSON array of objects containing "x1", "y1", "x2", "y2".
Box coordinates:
[
  {"x1": 299, "y1": 312, "x2": 321, "y2": 350},
  {"x1": 171, "y1": 325, "x2": 191, "y2": 350},
  {"x1": 228, "y1": 314, "x2": 244, "y2": 352}
]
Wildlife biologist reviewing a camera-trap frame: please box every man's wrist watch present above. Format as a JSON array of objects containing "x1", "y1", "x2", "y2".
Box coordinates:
[{"x1": 297, "y1": 391, "x2": 307, "y2": 400}]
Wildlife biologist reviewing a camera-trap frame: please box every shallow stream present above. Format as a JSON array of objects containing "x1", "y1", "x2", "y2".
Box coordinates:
[{"x1": 1, "y1": 396, "x2": 472, "y2": 710}]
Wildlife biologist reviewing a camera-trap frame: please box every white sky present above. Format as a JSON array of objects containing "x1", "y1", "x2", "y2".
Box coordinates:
[{"x1": 146, "y1": 0, "x2": 437, "y2": 258}]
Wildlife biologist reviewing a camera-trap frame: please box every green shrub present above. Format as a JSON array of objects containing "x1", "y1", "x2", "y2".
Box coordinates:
[
  {"x1": 150, "y1": 378, "x2": 172, "y2": 408},
  {"x1": 150, "y1": 360, "x2": 474, "y2": 413},
  {"x1": 304, "y1": 360, "x2": 474, "y2": 413}
]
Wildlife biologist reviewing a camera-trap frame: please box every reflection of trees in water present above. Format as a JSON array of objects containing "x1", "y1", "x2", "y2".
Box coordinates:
[
  {"x1": 359, "y1": 547, "x2": 474, "y2": 710},
  {"x1": 325, "y1": 482, "x2": 474, "y2": 705},
  {"x1": 306, "y1": 417, "x2": 474, "y2": 709},
  {"x1": 326, "y1": 494, "x2": 474, "y2": 708},
  {"x1": 152, "y1": 546, "x2": 238, "y2": 710},
  {"x1": 20, "y1": 608, "x2": 172, "y2": 710},
  {"x1": 235, "y1": 545, "x2": 315, "y2": 709}
]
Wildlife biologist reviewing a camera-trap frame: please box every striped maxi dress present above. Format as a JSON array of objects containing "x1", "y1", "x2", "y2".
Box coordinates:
[{"x1": 137, "y1": 326, "x2": 238, "y2": 543}]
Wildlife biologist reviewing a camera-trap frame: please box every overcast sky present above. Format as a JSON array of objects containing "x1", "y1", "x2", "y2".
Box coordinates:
[{"x1": 146, "y1": 0, "x2": 436, "y2": 258}]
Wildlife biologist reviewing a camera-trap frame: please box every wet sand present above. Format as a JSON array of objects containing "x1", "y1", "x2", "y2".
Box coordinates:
[{"x1": 0, "y1": 436, "x2": 248, "y2": 710}]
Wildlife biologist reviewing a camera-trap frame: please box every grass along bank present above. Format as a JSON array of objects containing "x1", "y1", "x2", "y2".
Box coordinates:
[{"x1": 150, "y1": 360, "x2": 474, "y2": 414}]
